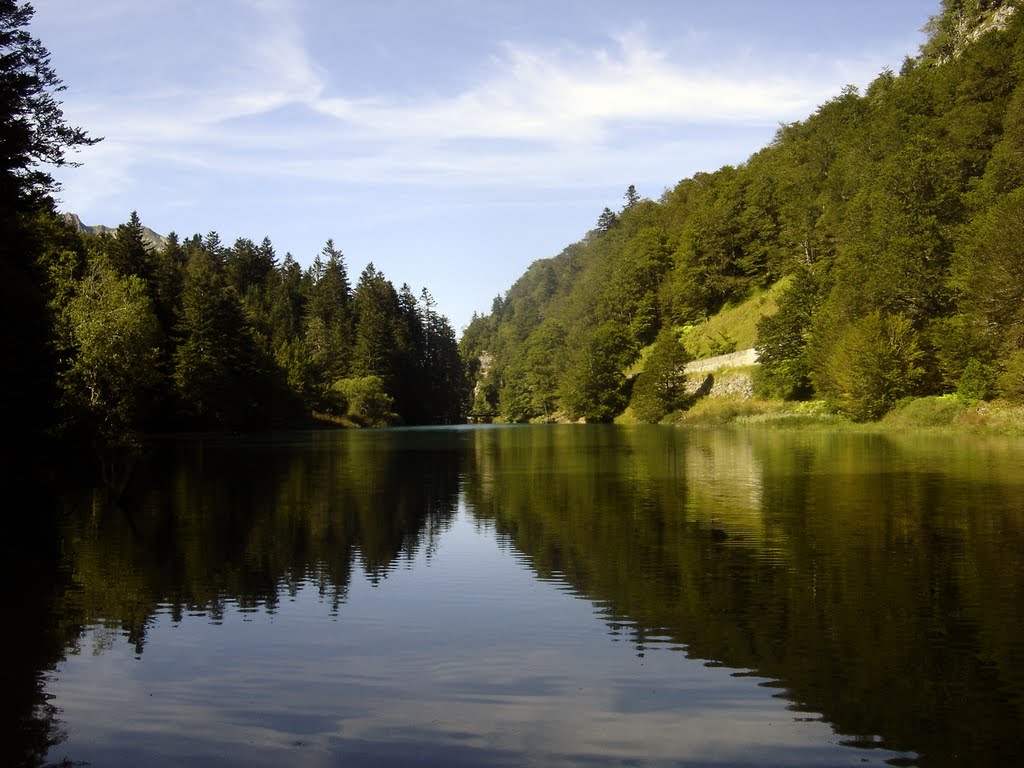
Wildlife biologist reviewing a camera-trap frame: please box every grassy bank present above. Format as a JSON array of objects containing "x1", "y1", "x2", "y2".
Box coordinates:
[{"x1": 664, "y1": 395, "x2": 1024, "y2": 436}]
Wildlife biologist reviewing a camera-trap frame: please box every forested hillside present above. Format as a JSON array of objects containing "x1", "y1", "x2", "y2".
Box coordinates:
[{"x1": 461, "y1": 0, "x2": 1024, "y2": 423}]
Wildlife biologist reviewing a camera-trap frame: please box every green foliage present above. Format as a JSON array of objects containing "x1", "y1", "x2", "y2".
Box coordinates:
[
  {"x1": 332, "y1": 375, "x2": 397, "y2": 426},
  {"x1": 471, "y1": 379, "x2": 499, "y2": 420},
  {"x1": 499, "y1": 320, "x2": 565, "y2": 422},
  {"x1": 755, "y1": 272, "x2": 818, "y2": 399},
  {"x1": 704, "y1": 331, "x2": 737, "y2": 357},
  {"x1": 887, "y1": 395, "x2": 969, "y2": 426},
  {"x1": 596, "y1": 207, "x2": 618, "y2": 232},
  {"x1": 977, "y1": 78, "x2": 1024, "y2": 198},
  {"x1": 630, "y1": 328, "x2": 691, "y2": 423},
  {"x1": 658, "y1": 258, "x2": 709, "y2": 326},
  {"x1": 683, "y1": 167, "x2": 759, "y2": 310},
  {"x1": 105, "y1": 211, "x2": 153, "y2": 282},
  {"x1": 409, "y1": 287, "x2": 466, "y2": 424},
  {"x1": 560, "y1": 322, "x2": 637, "y2": 422},
  {"x1": 303, "y1": 239, "x2": 351, "y2": 388},
  {"x1": 622, "y1": 184, "x2": 640, "y2": 211},
  {"x1": 956, "y1": 358, "x2": 996, "y2": 400},
  {"x1": 817, "y1": 311, "x2": 925, "y2": 421},
  {"x1": 928, "y1": 314, "x2": 996, "y2": 391},
  {"x1": 952, "y1": 188, "x2": 1024, "y2": 351},
  {"x1": 1, "y1": 1, "x2": 101, "y2": 449},
  {"x1": 920, "y1": 0, "x2": 1014, "y2": 63},
  {"x1": 352, "y1": 263, "x2": 403, "y2": 384},
  {"x1": 996, "y1": 349, "x2": 1024, "y2": 402},
  {"x1": 598, "y1": 226, "x2": 671, "y2": 345},
  {"x1": 56, "y1": 260, "x2": 160, "y2": 441},
  {"x1": 172, "y1": 245, "x2": 258, "y2": 426},
  {"x1": 0, "y1": 1, "x2": 100, "y2": 210}
]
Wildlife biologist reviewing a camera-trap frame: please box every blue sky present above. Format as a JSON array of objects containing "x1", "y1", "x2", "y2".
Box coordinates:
[{"x1": 33, "y1": 0, "x2": 939, "y2": 334}]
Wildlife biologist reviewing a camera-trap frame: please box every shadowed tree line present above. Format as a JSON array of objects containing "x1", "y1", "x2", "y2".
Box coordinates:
[{"x1": 44, "y1": 222, "x2": 466, "y2": 441}]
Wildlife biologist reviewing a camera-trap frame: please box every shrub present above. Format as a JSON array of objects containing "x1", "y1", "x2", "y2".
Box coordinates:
[
  {"x1": 821, "y1": 311, "x2": 924, "y2": 421},
  {"x1": 332, "y1": 375, "x2": 397, "y2": 426},
  {"x1": 956, "y1": 358, "x2": 995, "y2": 401},
  {"x1": 996, "y1": 350, "x2": 1024, "y2": 403}
]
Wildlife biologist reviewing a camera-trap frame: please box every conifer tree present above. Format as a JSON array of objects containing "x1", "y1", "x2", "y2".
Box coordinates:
[
  {"x1": 304, "y1": 239, "x2": 353, "y2": 389},
  {"x1": 597, "y1": 207, "x2": 618, "y2": 232},
  {"x1": 623, "y1": 184, "x2": 641, "y2": 211},
  {"x1": 1, "y1": 0, "x2": 100, "y2": 446},
  {"x1": 172, "y1": 244, "x2": 290, "y2": 426},
  {"x1": 0, "y1": 0, "x2": 100, "y2": 211},
  {"x1": 106, "y1": 211, "x2": 153, "y2": 283},
  {"x1": 352, "y1": 263, "x2": 402, "y2": 387}
]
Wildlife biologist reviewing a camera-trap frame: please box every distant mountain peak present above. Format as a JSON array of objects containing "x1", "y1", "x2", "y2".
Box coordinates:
[{"x1": 60, "y1": 212, "x2": 169, "y2": 251}]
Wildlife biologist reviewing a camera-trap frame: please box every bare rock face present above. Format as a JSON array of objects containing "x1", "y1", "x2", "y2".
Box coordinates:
[
  {"x1": 685, "y1": 371, "x2": 755, "y2": 400},
  {"x1": 965, "y1": 3, "x2": 1017, "y2": 46},
  {"x1": 935, "y1": 2, "x2": 1018, "y2": 62},
  {"x1": 60, "y1": 212, "x2": 170, "y2": 251}
]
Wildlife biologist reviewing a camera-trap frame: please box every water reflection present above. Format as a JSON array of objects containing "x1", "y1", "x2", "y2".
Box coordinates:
[
  {"x1": 2, "y1": 426, "x2": 1023, "y2": 767},
  {"x1": 464, "y1": 426, "x2": 1024, "y2": 767}
]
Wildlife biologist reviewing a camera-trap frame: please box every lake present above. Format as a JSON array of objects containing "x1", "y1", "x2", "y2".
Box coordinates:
[{"x1": 4, "y1": 425, "x2": 1024, "y2": 767}]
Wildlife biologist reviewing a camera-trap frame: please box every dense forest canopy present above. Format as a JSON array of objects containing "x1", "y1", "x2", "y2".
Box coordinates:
[
  {"x1": 461, "y1": 0, "x2": 1024, "y2": 423},
  {"x1": 48, "y1": 222, "x2": 466, "y2": 438}
]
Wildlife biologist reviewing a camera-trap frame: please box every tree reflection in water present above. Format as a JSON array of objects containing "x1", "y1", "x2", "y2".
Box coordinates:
[{"x1": 3, "y1": 426, "x2": 1023, "y2": 767}]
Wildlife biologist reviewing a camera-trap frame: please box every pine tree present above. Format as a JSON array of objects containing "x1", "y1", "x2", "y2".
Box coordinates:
[
  {"x1": 622, "y1": 184, "x2": 640, "y2": 211},
  {"x1": 107, "y1": 210, "x2": 153, "y2": 282},
  {"x1": 172, "y1": 244, "x2": 291, "y2": 426},
  {"x1": 417, "y1": 287, "x2": 464, "y2": 423},
  {"x1": 0, "y1": 0, "x2": 100, "y2": 447},
  {"x1": 304, "y1": 239, "x2": 353, "y2": 390},
  {"x1": 0, "y1": 0, "x2": 100, "y2": 211},
  {"x1": 351, "y1": 263, "x2": 402, "y2": 387},
  {"x1": 597, "y1": 207, "x2": 618, "y2": 232}
]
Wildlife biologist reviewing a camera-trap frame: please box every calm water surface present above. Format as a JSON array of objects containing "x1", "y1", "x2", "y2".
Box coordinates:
[{"x1": 4, "y1": 425, "x2": 1024, "y2": 767}]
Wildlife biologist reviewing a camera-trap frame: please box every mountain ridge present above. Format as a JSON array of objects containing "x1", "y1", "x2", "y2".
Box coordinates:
[{"x1": 60, "y1": 212, "x2": 169, "y2": 252}]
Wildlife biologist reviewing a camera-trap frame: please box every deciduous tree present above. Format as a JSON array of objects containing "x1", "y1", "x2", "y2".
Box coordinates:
[{"x1": 630, "y1": 328, "x2": 691, "y2": 423}]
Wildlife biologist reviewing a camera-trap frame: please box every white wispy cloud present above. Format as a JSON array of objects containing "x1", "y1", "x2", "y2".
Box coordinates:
[
  {"x1": 49, "y1": 0, "x2": 324, "y2": 204},
  {"x1": 49, "y1": 0, "x2": 917, "y2": 235},
  {"x1": 55, "y1": 6, "x2": 854, "y2": 198},
  {"x1": 311, "y1": 29, "x2": 830, "y2": 146}
]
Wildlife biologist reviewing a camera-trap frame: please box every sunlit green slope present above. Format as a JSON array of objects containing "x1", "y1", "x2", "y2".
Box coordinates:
[{"x1": 461, "y1": 0, "x2": 1024, "y2": 424}]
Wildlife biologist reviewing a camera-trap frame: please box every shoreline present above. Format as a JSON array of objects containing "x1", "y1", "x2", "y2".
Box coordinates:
[{"x1": 663, "y1": 395, "x2": 1024, "y2": 437}]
